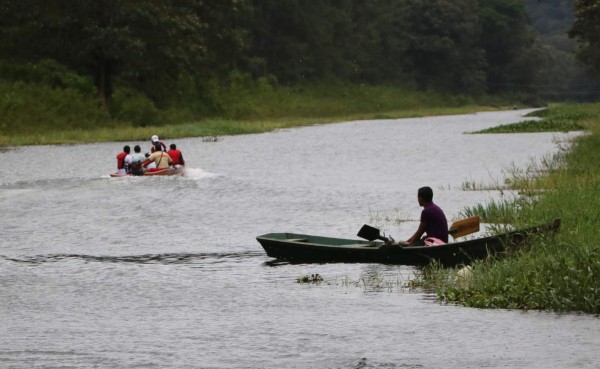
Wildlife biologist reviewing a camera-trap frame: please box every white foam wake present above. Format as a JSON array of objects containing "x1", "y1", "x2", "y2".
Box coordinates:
[{"x1": 183, "y1": 167, "x2": 218, "y2": 180}]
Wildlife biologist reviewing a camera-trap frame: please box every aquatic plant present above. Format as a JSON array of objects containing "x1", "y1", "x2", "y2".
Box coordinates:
[
  {"x1": 440, "y1": 103, "x2": 600, "y2": 314},
  {"x1": 296, "y1": 274, "x2": 324, "y2": 284},
  {"x1": 201, "y1": 135, "x2": 221, "y2": 142},
  {"x1": 470, "y1": 118, "x2": 584, "y2": 134},
  {"x1": 336, "y1": 272, "x2": 409, "y2": 293}
]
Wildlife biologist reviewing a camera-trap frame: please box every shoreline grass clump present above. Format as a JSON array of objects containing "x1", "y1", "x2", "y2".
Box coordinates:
[
  {"x1": 469, "y1": 103, "x2": 596, "y2": 134},
  {"x1": 434, "y1": 103, "x2": 600, "y2": 314}
]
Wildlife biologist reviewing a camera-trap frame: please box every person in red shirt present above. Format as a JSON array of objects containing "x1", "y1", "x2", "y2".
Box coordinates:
[
  {"x1": 167, "y1": 143, "x2": 185, "y2": 167},
  {"x1": 116, "y1": 145, "x2": 132, "y2": 175}
]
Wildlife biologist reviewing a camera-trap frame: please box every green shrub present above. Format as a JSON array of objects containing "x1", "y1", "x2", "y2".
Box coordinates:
[
  {"x1": 0, "y1": 79, "x2": 110, "y2": 134},
  {"x1": 0, "y1": 59, "x2": 94, "y2": 93},
  {"x1": 110, "y1": 87, "x2": 161, "y2": 127}
]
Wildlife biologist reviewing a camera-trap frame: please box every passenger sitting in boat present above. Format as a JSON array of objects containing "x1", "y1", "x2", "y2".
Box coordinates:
[
  {"x1": 142, "y1": 142, "x2": 173, "y2": 172},
  {"x1": 129, "y1": 145, "x2": 146, "y2": 175},
  {"x1": 167, "y1": 143, "x2": 185, "y2": 167},
  {"x1": 144, "y1": 150, "x2": 156, "y2": 170},
  {"x1": 399, "y1": 186, "x2": 448, "y2": 246},
  {"x1": 116, "y1": 145, "x2": 132, "y2": 175}
]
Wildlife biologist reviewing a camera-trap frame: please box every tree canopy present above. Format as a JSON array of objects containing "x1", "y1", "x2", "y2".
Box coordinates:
[
  {"x1": 570, "y1": 0, "x2": 600, "y2": 75},
  {"x1": 1, "y1": 0, "x2": 595, "y2": 115}
]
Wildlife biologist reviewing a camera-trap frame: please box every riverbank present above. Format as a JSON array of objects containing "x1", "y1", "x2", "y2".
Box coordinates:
[
  {"x1": 434, "y1": 102, "x2": 600, "y2": 314},
  {"x1": 1, "y1": 75, "x2": 519, "y2": 147},
  {"x1": 0, "y1": 105, "x2": 510, "y2": 148}
]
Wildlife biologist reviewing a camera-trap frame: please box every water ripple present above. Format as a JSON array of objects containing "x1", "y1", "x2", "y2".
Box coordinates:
[{"x1": 0, "y1": 250, "x2": 264, "y2": 265}]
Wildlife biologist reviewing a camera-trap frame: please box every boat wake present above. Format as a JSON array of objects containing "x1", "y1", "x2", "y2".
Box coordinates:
[
  {"x1": 1, "y1": 250, "x2": 265, "y2": 265},
  {"x1": 183, "y1": 167, "x2": 219, "y2": 180}
]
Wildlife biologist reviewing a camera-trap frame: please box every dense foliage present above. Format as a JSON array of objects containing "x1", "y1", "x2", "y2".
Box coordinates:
[
  {"x1": 570, "y1": 0, "x2": 600, "y2": 76},
  {"x1": 0, "y1": 2, "x2": 536, "y2": 99},
  {"x1": 0, "y1": 0, "x2": 598, "y2": 131},
  {"x1": 524, "y1": 0, "x2": 600, "y2": 100}
]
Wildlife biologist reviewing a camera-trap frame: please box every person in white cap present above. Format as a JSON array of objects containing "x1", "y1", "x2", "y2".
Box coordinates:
[{"x1": 150, "y1": 134, "x2": 167, "y2": 152}]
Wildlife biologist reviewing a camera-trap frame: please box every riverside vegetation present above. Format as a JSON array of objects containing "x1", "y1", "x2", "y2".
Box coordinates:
[
  {"x1": 431, "y1": 103, "x2": 600, "y2": 315},
  {"x1": 0, "y1": 61, "x2": 511, "y2": 147}
]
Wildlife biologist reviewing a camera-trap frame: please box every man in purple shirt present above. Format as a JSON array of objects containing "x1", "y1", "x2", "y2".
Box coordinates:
[{"x1": 400, "y1": 186, "x2": 448, "y2": 246}]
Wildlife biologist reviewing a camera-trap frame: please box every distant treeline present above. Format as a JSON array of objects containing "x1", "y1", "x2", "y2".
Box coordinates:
[{"x1": 0, "y1": 0, "x2": 599, "y2": 128}]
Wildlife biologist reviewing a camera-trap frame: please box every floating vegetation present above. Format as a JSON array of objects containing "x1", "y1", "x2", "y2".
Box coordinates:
[
  {"x1": 407, "y1": 260, "x2": 458, "y2": 291},
  {"x1": 335, "y1": 272, "x2": 410, "y2": 293},
  {"x1": 202, "y1": 135, "x2": 221, "y2": 142},
  {"x1": 469, "y1": 105, "x2": 595, "y2": 135},
  {"x1": 296, "y1": 274, "x2": 323, "y2": 284},
  {"x1": 469, "y1": 118, "x2": 585, "y2": 134},
  {"x1": 367, "y1": 209, "x2": 416, "y2": 226},
  {"x1": 461, "y1": 178, "x2": 505, "y2": 192},
  {"x1": 295, "y1": 271, "x2": 428, "y2": 293}
]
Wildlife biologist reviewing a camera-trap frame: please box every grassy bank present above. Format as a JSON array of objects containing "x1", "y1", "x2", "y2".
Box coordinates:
[
  {"x1": 0, "y1": 68, "x2": 517, "y2": 147},
  {"x1": 431, "y1": 103, "x2": 600, "y2": 314},
  {"x1": 0, "y1": 105, "x2": 502, "y2": 147}
]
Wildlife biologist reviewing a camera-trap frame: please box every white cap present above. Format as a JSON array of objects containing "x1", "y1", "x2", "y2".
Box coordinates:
[{"x1": 151, "y1": 135, "x2": 159, "y2": 142}]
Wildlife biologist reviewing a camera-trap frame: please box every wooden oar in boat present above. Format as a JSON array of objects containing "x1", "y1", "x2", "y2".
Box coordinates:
[
  {"x1": 448, "y1": 215, "x2": 480, "y2": 239},
  {"x1": 357, "y1": 215, "x2": 480, "y2": 243}
]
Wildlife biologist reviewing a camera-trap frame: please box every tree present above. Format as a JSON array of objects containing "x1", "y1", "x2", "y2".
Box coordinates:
[
  {"x1": 402, "y1": 0, "x2": 486, "y2": 94},
  {"x1": 244, "y1": 0, "x2": 357, "y2": 83},
  {"x1": 569, "y1": 0, "x2": 600, "y2": 75},
  {"x1": 0, "y1": 0, "x2": 211, "y2": 107},
  {"x1": 478, "y1": 0, "x2": 542, "y2": 94},
  {"x1": 345, "y1": 0, "x2": 411, "y2": 84}
]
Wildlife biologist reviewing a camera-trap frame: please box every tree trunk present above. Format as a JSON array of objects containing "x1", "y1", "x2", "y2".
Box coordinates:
[{"x1": 96, "y1": 58, "x2": 111, "y2": 108}]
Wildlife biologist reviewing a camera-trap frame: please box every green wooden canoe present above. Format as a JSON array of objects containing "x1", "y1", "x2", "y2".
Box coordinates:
[{"x1": 256, "y1": 219, "x2": 561, "y2": 267}]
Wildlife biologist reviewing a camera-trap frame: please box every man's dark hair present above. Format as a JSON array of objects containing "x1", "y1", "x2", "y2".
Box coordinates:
[
  {"x1": 417, "y1": 186, "x2": 433, "y2": 202},
  {"x1": 134, "y1": 145, "x2": 141, "y2": 153},
  {"x1": 124, "y1": 145, "x2": 130, "y2": 153},
  {"x1": 170, "y1": 143, "x2": 176, "y2": 150},
  {"x1": 154, "y1": 142, "x2": 162, "y2": 151}
]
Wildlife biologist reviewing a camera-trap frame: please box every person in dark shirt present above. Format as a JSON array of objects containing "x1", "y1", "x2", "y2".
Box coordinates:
[{"x1": 400, "y1": 186, "x2": 448, "y2": 246}]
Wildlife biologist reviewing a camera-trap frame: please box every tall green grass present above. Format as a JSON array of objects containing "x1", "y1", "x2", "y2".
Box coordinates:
[
  {"x1": 0, "y1": 62, "x2": 514, "y2": 147},
  {"x1": 437, "y1": 103, "x2": 600, "y2": 314}
]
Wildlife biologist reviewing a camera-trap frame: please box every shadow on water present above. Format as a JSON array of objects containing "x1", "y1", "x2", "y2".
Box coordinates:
[{"x1": 1, "y1": 250, "x2": 264, "y2": 265}]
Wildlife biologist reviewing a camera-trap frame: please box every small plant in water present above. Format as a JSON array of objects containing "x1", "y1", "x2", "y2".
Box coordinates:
[
  {"x1": 297, "y1": 274, "x2": 324, "y2": 284},
  {"x1": 202, "y1": 135, "x2": 221, "y2": 142}
]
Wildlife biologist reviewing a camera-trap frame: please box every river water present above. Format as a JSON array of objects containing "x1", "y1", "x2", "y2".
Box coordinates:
[{"x1": 1, "y1": 109, "x2": 598, "y2": 369}]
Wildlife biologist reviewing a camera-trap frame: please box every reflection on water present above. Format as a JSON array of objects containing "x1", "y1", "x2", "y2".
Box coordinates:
[{"x1": 1, "y1": 110, "x2": 598, "y2": 369}]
